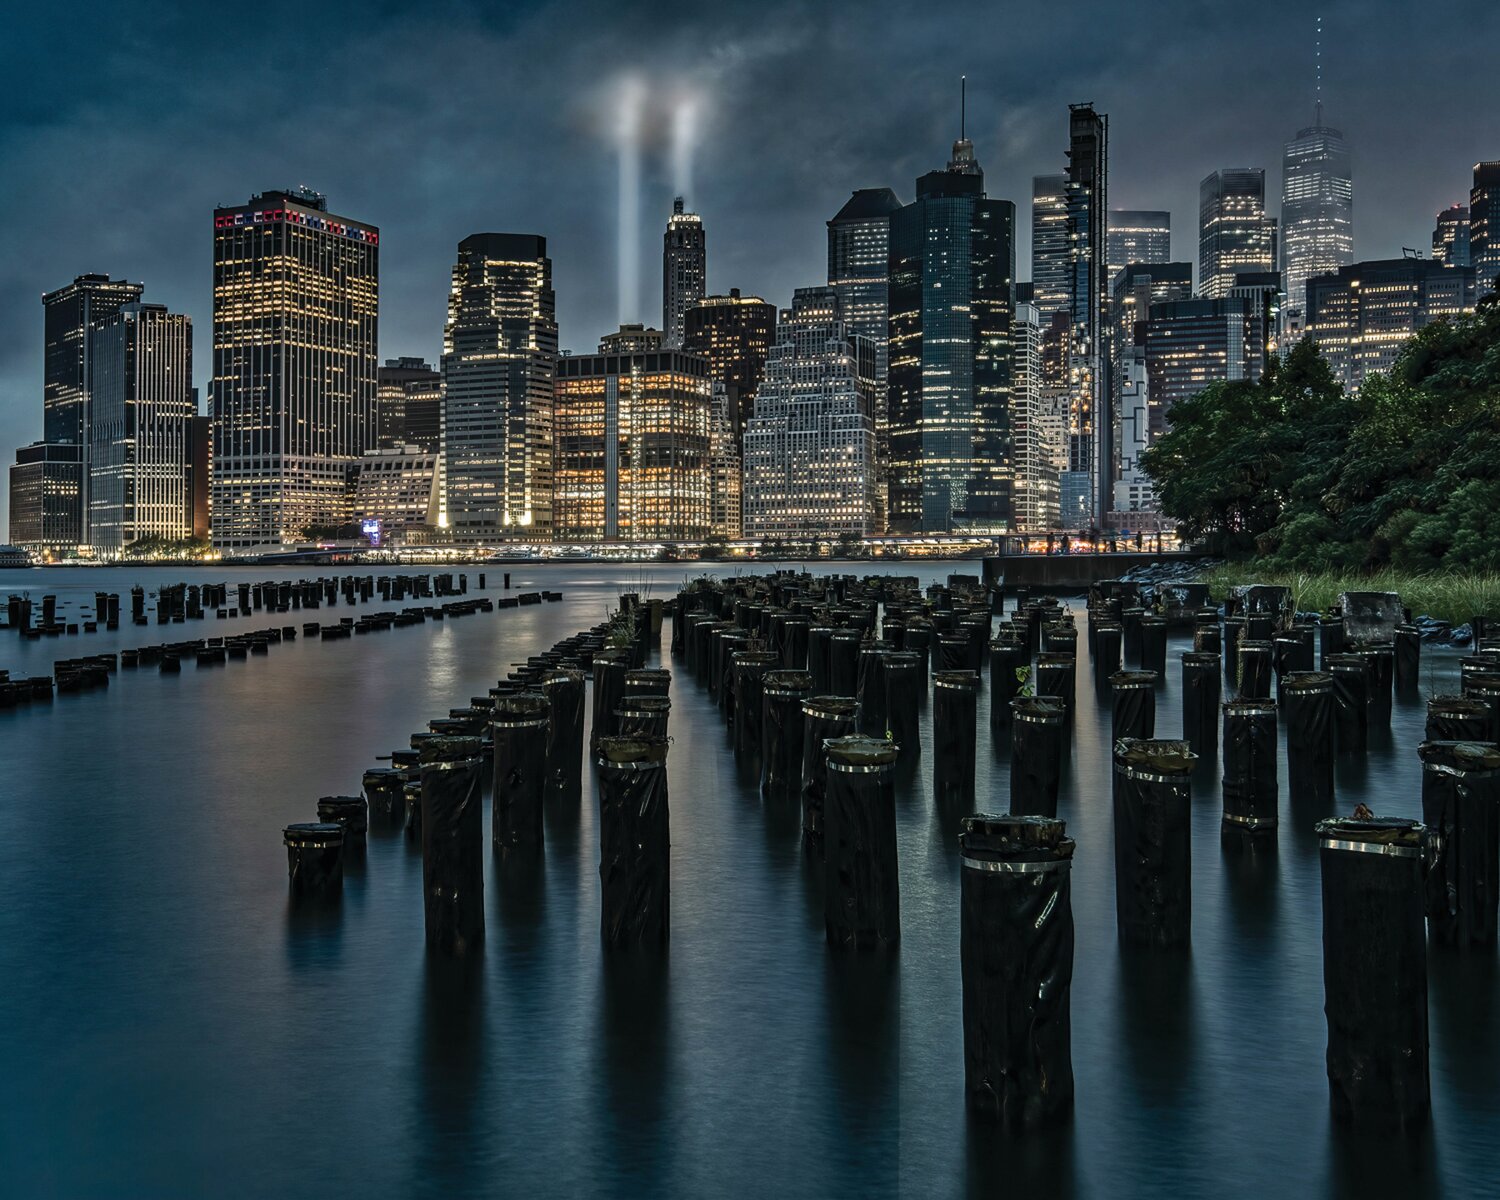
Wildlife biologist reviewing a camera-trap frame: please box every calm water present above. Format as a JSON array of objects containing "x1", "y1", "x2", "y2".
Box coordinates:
[{"x1": 0, "y1": 564, "x2": 1494, "y2": 1198}]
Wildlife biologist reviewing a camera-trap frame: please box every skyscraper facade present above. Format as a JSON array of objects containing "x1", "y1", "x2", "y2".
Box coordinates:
[
  {"x1": 210, "y1": 189, "x2": 378, "y2": 548},
  {"x1": 1280, "y1": 121, "x2": 1354, "y2": 324},
  {"x1": 741, "y1": 287, "x2": 878, "y2": 539},
  {"x1": 662, "y1": 198, "x2": 706, "y2": 348},
  {"x1": 707, "y1": 382, "x2": 742, "y2": 540},
  {"x1": 1107, "y1": 210, "x2": 1171, "y2": 282},
  {"x1": 39, "y1": 273, "x2": 144, "y2": 542},
  {"x1": 377, "y1": 357, "x2": 442, "y2": 452},
  {"x1": 681, "y1": 289, "x2": 776, "y2": 450},
  {"x1": 553, "y1": 332, "x2": 711, "y2": 541},
  {"x1": 887, "y1": 138, "x2": 1016, "y2": 534},
  {"x1": 1307, "y1": 258, "x2": 1477, "y2": 390},
  {"x1": 7, "y1": 442, "x2": 83, "y2": 549},
  {"x1": 441, "y1": 233, "x2": 557, "y2": 542},
  {"x1": 1062, "y1": 103, "x2": 1109, "y2": 528},
  {"x1": 1030, "y1": 174, "x2": 1070, "y2": 320},
  {"x1": 1472, "y1": 161, "x2": 1500, "y2": 295},
  {"x1": 828, "y1": 187, "x2": 902, "y2": 529},
  {"x1": 1144, "y1": 295, "x2": 1272, "y2": 420},
  {"x1": 1199, "y1": 169, "x2": 1275, "y2": 298},
  {"x1": 1433, "y1": 205, "x2": 1471, "y2": 268},
  {"x1": 88, "y1": 303, "x2": 194, "y2": 552},
  {"x1": 1011, "y1": 301, "x2": 1059, "y2": 533}
]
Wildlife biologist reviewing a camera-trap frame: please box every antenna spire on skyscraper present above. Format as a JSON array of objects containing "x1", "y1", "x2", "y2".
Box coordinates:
[
  {"x1": 1315, "y1": 15, "x2": 1323, "y2": 125},
  {"x1": 961, "y1": 75, "x2": 966, "y2": 142}
]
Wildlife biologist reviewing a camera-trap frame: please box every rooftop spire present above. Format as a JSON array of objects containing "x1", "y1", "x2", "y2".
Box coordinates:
[
  {"x1": 948, "y1": 75, "x2": 980, "y2": 175},
  {"x1": 1315, "y1": 15, "x2": 1323, "y2": 126}
]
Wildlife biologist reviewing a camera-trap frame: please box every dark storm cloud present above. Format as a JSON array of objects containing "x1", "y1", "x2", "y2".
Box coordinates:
[{"x1": 2, "y1": 0, "x2": 1497, "y2": 525}]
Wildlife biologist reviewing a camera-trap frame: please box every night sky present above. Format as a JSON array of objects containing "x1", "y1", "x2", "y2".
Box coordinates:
[{"x1": 3, "y1": 0, "x2": 1496, "y2": 527}]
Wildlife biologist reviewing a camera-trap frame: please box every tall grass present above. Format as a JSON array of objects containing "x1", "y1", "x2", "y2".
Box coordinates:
[{"x1": 1202, "y1": 566, "x2": 1500, "y2": 626}]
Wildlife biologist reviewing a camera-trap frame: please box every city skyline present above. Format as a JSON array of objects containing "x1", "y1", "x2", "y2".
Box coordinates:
[{"x1": 3, "y1": 5, "x2": 1495, "y2": 439}]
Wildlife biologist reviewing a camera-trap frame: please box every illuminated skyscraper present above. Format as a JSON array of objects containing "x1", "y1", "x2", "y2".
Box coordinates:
[
  {"x1": 1472, "y1": 161, "x2": 1500, "y2": 295},
  {"x1": 662, "y1": 198, "x2": 706, "y2": 348},
  {"x1": 707, "y1": 382, "x2": 742, "y2": 540},
  {"x1": 1030, "y1": 174, "x2": 1070, "y2": 320},
  {"x1": 741, "y1": 287, "x2": 877, "y2": 539},
  {"x1": 1198, "y1": 169, "x2": 1275, "y2": 299},
  {"x1": 88, "y1": 303, "x2": 194, "y2": 552},
  {"x1": 1433, "y1": 205, "x2": 1471, "y2": 268},
  {"x1": 1144, "y1": 295, "x2": 1272, "y2": 416},
  {"x1": 210, "y1": 189, "x2": 378, "y2": 548},
  {"x1": 1107, "y1": 210, "x2": 1171, "y2": 283},
  {"x1": 1062, "y1": 103, "x2": 1109, "y2": 529},
  {"x1": 681, "y1": 289, "x2": 776, "y2": 450},
  {"x1": 1011, "y1": 301, "x2": 1059, "y2": 533},
  {"x1": 1280, "y1": 120, "x2": 1353, "y2": 322},
  {"x1": 441, "y1": 233, "x2": 557, "y2": 543},
  {"x1": 1307, "y1": 258, "x2": 1477, "y2": 391},
  {"x1": 887, "y1": 133, "x2": 1016, "y2": 534},
  {"x1": 553, "y1": 330, "x2": 711, "y2": 541},
  {"x1": 377, "y1": 358, "x2": 442, "y2": 452},
  {"x1": 37, "y1": 273, "x2": 143, "y2": 542},
  {"x1": 7, "y1": 443, "x2": 83, "y2": 550}
]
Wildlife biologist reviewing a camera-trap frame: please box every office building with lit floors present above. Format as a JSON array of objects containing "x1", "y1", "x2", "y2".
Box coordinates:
[
  {"x1": 1199, "y1": 169, "x2": 1276, "y2": 299},
  {"x1": 87, "y1": 303, "x2": 194, "y2": 553},
  {"x1": 441, "y1": 233, "x2": 557, "y2": 543},
  {"x1": 1106, "y1": 210, "x2": 1171, "y2": 284},
  {"x1": 377, "y1": 357, "x2": 442, "y2": 451},
  {"x1": 351, "y1": 446, "x2": 442, "y2": 544},
  {"x1": 1306, "y1": 258, "x2": 1477, "y2": 391},
  {"x1": 1473, "y1": 161, "x2": 1500, "y2": 295},
  {"x1": 1010, "y1": 301, "x2": 1059, "y2": 533},
  {"x1": 681, "y1": 289, "x2": 775, "y2": 451},
  {"x1": 887, "y1": 134, "x2": 1016, "y2": 535},
  {"x1": 1280, "y1": 118, "x2": 1353, "y2": 332},
  {"x1": 827, "y1": 187, "x2": 902, "y2": 527},
  {"x1": 663, "y1": 198, "x2": 706, "y2": 348},
  {"x1": 741, "y1": 288, "x2": 877, "y2": 540},
  {"x1": 553, "y1": 332, "x2": 711, "y2": 541},
  {"x1": 1144, "y1": 295, "x2": 1272, "y2": 416},
  {"x1": 8, "y1": 442, "x2": 83, "y2": 551},
  {"x1": 707, "y1": 382, "x2": 742, "y2": 540},
  {"x1": 1433, "y1": 205, "x2": 1471, "y2": 268},
  {"x1": 37, "y1": 273, "x2": 144, "y2": 543},
  {"x1": 210, "y1": 189, "x2": 378, "y2": 549}
]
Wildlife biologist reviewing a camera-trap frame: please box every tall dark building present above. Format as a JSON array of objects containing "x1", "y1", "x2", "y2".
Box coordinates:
[
  {"x1": 1472, "y1": 161, "x2": 1500, "y2": 295},
  {"x1": 662, "y1": 198, "x2": 706, "y2": 348},
  {"x1": 187, "y1": 413, "x2": 211, "y2": 541},
  {"x1": 211, "y1": 188, "x2": 379, "y2": 548},
  {"x1": 1433, "y1": 205, "x2": 1471, "y2": 268},
  {"x1": 828, "y1": 186, "x2": 903, "y2": 527},
  {"x1": 887, "y1": 133, "x2": 1016, "y2": 534},
  {"x1": 681, "y1": 289, "x2": 776, "y2": 450},
  {"x1": 441, "y1": 234, "x2": 557, "y2": 542},
  {"x1": 38, "y1": 274, "x2": 144, "y2": 541},
  {"x1": 377, "y1": 357, "x2": 442, "y2": 452},
  {"x1": 1063, "y1": 103, "x2": 1109, "y2": 529},
  {"x1": 1030, "y1": 174, "x2": 1070, "y2": 320}
]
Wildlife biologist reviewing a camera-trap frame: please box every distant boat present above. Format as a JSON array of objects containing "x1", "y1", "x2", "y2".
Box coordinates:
[{"x1": 0, "y1": 545, "x2": 35, "y2": 568}]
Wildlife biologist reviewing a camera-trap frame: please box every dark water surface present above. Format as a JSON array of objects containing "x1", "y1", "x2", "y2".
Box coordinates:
[{"x1": 0, "y1": 564, "x2": 1495, "y2": 1198}]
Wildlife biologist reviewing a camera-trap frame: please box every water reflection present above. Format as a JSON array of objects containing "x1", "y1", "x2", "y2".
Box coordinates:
[
  {"x1": 965, "y1": 1110, "x2": 1078, "y2": 1199},
  {"x1": 597, "y1": 951, "x2": 675, "y2": 1190},
  {"x1": 822, "y1": 953, "x2": 900, "y2": 1194},
  {"x1": 412, "y1": 955, "x2": 487, "y2": 1192}
]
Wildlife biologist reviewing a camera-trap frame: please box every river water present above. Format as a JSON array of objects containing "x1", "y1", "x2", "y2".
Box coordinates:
[{"x1": 0, "y1": 564, "x2": 1493, "y2": 1198}]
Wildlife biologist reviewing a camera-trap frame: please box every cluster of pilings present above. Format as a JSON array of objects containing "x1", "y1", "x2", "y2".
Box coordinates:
[
  {"x1": 6, "y1": 592, "x2": 524, "y2": 705},
  {"x1": 1, "y1": 573, "x2": 502, "y2": 639},
  {"x1": 286, "y1": 590, "x2": 676, "y2": 953},
  {"x1": 273, "y1": 565, "x2": 1500, "y2": 1136},
  {"x1": 1084, "y1": 576, "x2": 1500, "y2": 1131}
]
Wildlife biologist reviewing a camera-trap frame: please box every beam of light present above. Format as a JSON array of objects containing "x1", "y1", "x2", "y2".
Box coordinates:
[
  {"x1": 614, "y1": 75, "x2": 646, "y2": 326},
  {"x1": 671, "y1": 91, "x2": 699, "y2": 210}
]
